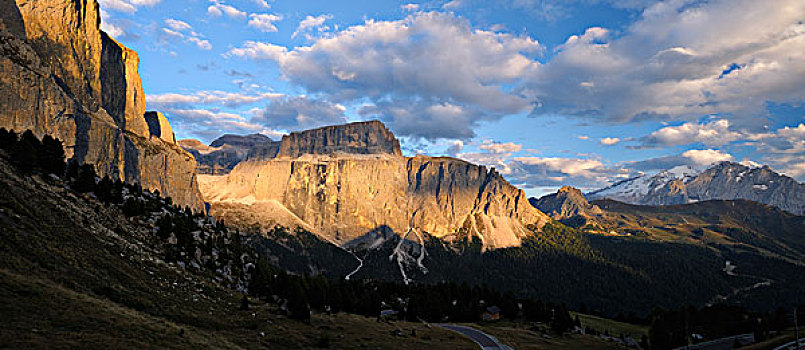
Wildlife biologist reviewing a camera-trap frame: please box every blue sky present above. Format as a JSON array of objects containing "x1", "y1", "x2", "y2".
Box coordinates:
[{"x1": 100, "y1": 0, "x2": 805, "y2": 196}]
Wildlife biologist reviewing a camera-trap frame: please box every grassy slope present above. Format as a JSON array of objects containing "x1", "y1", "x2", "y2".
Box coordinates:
[
  {"x1": 0, "y1": 157, "x2": 479, "y2": 349},
  {"x1": 0, "y1": 156, "x2": 629, "y2": 349}
]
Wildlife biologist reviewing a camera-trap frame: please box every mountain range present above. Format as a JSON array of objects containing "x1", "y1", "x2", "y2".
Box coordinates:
[
  {"x1": 1, "y1": 1, "x2": 804, "y2": 346},
  {"x1": 587, "y1": 162, "x2": 805, "y2": 215}
]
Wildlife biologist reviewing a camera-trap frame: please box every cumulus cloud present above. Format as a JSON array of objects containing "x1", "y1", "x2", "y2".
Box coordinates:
[
  {"x1": 99, "y1": 0, "x2": 159, "y2": 13},
  {"x1": 292, "y1": 14, "x2": 333, "y2": 39},
  {"x1": 165, "y1": 19, "x2": 192, "y2": 31},
  {"x1": 751, "y1": 123, "x2": 805, "y2": 179},
  {"x1": 248, "y1": 13, "x2": 282, "y2": 32},
  {"x1": 599, "y1": 137, "x2": 620, "y2": 146},
  {"x1": 228, "y1": 11, "x2": 540, "y2": 140},
  {"x1": 208, "y1": 1, "x2": 247, "y2": 19},
  {"x1": 159, "y1": 20, "x2": 212, "y2": 50},
  {"x1": 164, "y1": 108, "x2": 269, "y2": 141},
  {"x1": 101, "y1": 19, "x2": 125, "y2": 38},
  {"x1": 147, "y1": 90, "x2": 282, "y2": 107},
  {"x1": 250, "y1": 96, "x2": 348, "y2": 130},
  {"x1": 401, "y1": 4, "x2": 420, "y2": 11},
  {"x1": 252, "y1": 0, "x2": 271, "y2": 9},
  {"x1": 627, "y1": 149, "x2": 735, "y2": 172},
  {"x1": 479, "y1": 140, "x2": 523, "y2": 153},
  {"x1": 639, "y1": 119, "x2": 742, "y2": 147},
  {"x1": 526, "y1": 0, "x2": 805, "y2": 128},
  {"x1": 681, "y1": 149, "x2": 735, "y2": 166},
  {"x1": 508, "y1": 156, "x2": 630, "y2": 190}
]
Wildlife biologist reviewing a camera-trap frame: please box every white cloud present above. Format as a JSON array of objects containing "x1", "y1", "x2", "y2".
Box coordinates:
[
  {"x1": 208, "y1": 2, "x2": 247, "y2": 19},
  {"x1": 147, "y1": 90, "x2": 283, "y2": 106},
  {"x1": 226, "y1": 41, "x2": 288, "y2": 61},
  {"x1": 599, "y1": 137, "x2": 620, "y2": 145},
  {"x1": 252, "y1": 0, "x2": 270, "y2": 9},
  {"x1": 98, "y1": 0, "x2": 159, "y2": 13},
  {"x1": 479, "y1": 140, "x2": 523, "y2": 153},
  {"x1": 526, "y1": 0, "x2": 805, "y2": 129},
  {"x1": 248, "y1": 13, "x2": 282, "y2": 32},
  {"x1": 681, "y1": 149, "x2": 734, "y2": 166},
  {"x1": 402, "y1": 4, "x2": 419, "y2": 11},
  {"x1": 165, "y1": 19, "x2": 192, "y2": 31},
  {"x1": 229, "y1": 11, "x2": 540, "y2": 140},
  {"x1": 250, "y1": 96, "x2": 349, "y2": 130},
  {"x1": 292, "y1": 14, "x2": 333, "y2": 39},
  {"x1": 101, "y1": 19, "x2": 125, "y2": 38},
  {"x1": 187, "y1": 37, "x2": 212, "y2": 50},
  {"x1": 641, "y1": 119, "x2": 742, "y2": 147},
  {"x1": 159, "y1": 21, "x2": 212, "y2": 51},
  {"x1": 443, "y1": 0, "x2": 462, "y2": 9}
]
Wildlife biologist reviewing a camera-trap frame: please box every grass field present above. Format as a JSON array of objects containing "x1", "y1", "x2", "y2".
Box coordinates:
[{"x1": 571, "y1": 312, "x2": 649, "y2": 339}]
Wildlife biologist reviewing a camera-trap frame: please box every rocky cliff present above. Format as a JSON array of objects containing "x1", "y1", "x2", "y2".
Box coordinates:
[
  {"x1": 180, "y1": 133, "x2": 277, "y2": 175},
  {"x1": 530, "y1": 186, "x2": 602, "y2": 221},
  {"x1": 275, "y1": 120, "x2": 402, "y2": 158},
  {"x1": 588, "y1": 162, "x2": 805, "y2": 215},
  {"x1": 0, "y1": 0, "x2": 203, "y2": 210},
  {"x1": 198, "y1": 123, "x2": 548, "y2": 248}
]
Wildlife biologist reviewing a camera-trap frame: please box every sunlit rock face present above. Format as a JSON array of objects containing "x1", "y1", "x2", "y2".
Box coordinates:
[
  {"x1": 0, "y1": 0, "x2": 203, "y2": 211},
  {"x1": 180, "y1": 134, "x2": 278, "y2": 175},
  {"x1": 275, "y1": 120, "x2": 403, "y2": 158},
  {"x1": 199, "y1": 122, "x2": 549, "y2": 249},
  {"x1": 531, "y1": 186, "x2": 602, "y2": 221}
]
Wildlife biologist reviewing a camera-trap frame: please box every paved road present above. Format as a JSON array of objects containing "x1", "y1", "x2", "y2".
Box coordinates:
[
  {"x1": 437, "y1": 324, "x2": 511, "y2": 349},
  {"x1": 773, "y1": 338, "x2": 805, "y2": 350}
]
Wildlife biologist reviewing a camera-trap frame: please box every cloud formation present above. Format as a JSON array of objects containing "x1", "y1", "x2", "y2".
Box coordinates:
[
  {"x1": 250, "y1": 96, "x2": 348, "y2": 130},
  {"x1": 525, "y1": 0, "x2": 805, "y2": 128},
  {"x1": 228, "y1": 11, "x2": 540, "y2": 140},
  {"x1": 292, "y1": 14, "x2": 332, "y2": 39},
  {"x1": 249, "y1": 13, "x2": 282, "y2": 32}
]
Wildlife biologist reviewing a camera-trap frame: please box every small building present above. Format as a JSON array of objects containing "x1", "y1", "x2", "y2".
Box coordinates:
[{"x1": 483, "y1": 306, "x2": 501, "y2": 321}]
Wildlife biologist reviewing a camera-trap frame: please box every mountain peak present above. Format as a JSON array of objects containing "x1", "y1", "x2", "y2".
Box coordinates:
[
  {"x1": 531, "y1": 186, "x2": 602, "y2": 222},
  {"x1": 277, "y1": 120, "x2": 402, "y2": 157}
]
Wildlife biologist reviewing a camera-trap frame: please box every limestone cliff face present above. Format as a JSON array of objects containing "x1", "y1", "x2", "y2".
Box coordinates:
[
  {"x1": 275, "y1": 120, "x2": 402, "y2": 158},
  {"x1": 0, "y1": 0, "x2": 203, "y2": 211},
  {"x1": 201, "y1": 152, "x2": 549, "y2": 249},
  {"x1": 180, "y1": 134, "x2": 277, "y2": 175},
  {"x1": 530, "y1": 186, "x2": 602, "y2": 221}
]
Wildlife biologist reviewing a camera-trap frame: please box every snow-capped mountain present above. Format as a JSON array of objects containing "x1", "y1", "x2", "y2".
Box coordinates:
[
  {"x1": 587, "y1": 165, "x2": 701, "y2": 206},
  {"x1": 587, "y1": 162, "x2": 805, "y2": 215}
]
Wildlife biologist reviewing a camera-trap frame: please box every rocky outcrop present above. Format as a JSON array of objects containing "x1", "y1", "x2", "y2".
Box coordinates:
[
  {"x1": 530, "y1": 186, "x2": 602, "y2": 221},
  {"x1": 199, "y1": 123, "x2": 549, "y2": 249},
  {"x1": 276, "y1": 120, "x2": 402, "y2": 158},
  {"x1": 180, "y1": 133, "x2": 277, "y2": 175},
  {"x1": 182, "y1": 122, "x2": 402, "y2": 175},
  {"x1": 144, "y1": 111, "x2": 175, "y2": 144},
  {"x1": 588, "y1": 162, "x2": 805, "y2": 215},
  {"x1": 0, "y1": 0, "x2": 203, "y2": 211}
]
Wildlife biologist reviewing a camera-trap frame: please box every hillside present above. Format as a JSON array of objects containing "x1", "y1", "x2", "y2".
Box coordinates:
[{"x1": 0, "y1": 142, "x2": 492, "y2": 348}]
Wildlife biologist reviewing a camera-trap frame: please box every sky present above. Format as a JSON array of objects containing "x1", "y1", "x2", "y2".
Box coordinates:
[{"x1": 99, "y1": 0, "x2": 805, "y2": 197}]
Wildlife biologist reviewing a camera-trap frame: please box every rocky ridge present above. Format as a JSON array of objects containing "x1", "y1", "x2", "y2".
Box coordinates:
[
  {"x1": 588, "y1": 162, "x2": 805, "y2": 215},
  {"x1": 530, "y1": 186, "x2": 603, "y2": 221},
  {"x1": 198, "y1": 121, "x2": 549, "y2": 248},
  {"x1": 180, "y1": 133, "x2": 276, "y2": 175},
  {"x1": 0, "y1": 0, "x2": 203, "y2": 210}
]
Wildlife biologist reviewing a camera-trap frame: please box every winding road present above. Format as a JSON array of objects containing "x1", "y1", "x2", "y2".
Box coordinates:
[{"x1": 437, "y1": 324, "x2": 512, "y2": 349}]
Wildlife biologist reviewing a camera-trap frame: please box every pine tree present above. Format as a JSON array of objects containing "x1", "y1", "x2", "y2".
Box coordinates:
[
  {"x1": 73, "y1": 164, "x2": 97, "y2": 193},
  {"x1": 10, "y1": 130, "x2": 40, "y2": 173},
  {"x1": 0, "y1": 128, "x2": 16, "y2": 150},
  {"x1": 40, "y1": 135, "x2": 66, "y2": 176}
]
